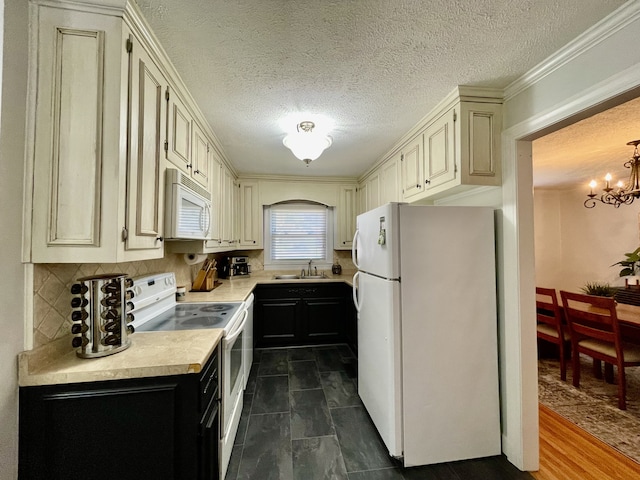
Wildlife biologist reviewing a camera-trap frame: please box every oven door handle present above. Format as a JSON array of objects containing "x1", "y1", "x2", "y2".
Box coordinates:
[{"x1": 224, "y1": 308, "x2": 248, "y2": 345}]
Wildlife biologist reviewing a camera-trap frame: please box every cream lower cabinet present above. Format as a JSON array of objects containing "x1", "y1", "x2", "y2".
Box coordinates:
[
  {"x1": 335, "y1": 185, "x2": 358, "y2": 250},
  {"x1": 239, "y1": 181, "x2": 262, "y2": 248},
  {"x1": 29, "y1": 3, "x2": 167, "y2": 263}
]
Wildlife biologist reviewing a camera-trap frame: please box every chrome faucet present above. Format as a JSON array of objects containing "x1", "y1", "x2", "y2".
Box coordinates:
[
  {"x1": 300, "y1": 268, "x2": 306, "y2": 278},
  {"x1": 308, "y1": 260, "x2": 313, "y2": 276}
]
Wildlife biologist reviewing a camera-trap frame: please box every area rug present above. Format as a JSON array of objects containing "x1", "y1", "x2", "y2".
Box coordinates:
[{"x1": 538, "y1": 355, "x2": 640, "y2": 463}]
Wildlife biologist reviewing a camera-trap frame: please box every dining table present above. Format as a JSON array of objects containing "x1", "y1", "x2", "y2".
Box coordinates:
[{"x1": 613, "y1": 302, "x2": 640, "y2": 344}]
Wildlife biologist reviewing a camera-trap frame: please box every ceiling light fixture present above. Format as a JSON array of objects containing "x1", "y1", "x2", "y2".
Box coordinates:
[
  {"x1": 283, "y1": 121, "x2": 332, "y2": 166},
  {"x1": 585, "y1": 140, "x2": 640, "y2": 208}
]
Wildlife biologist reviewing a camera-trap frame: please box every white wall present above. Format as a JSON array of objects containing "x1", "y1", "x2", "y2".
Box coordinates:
[
  {"x1": 534, "y1": 186, "x2": 640, "y2": 293},
  {"x1": 0, "y1": 0, "x2": 28, "y2": 477}
]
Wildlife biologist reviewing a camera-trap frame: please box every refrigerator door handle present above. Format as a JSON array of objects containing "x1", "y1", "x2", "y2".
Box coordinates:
[
  {"x1": 351, "y1": 229, "x2": 360, "y2": 269},
  {"x1": 352, "y1": 271, "x2": 362, "y2": 313}
]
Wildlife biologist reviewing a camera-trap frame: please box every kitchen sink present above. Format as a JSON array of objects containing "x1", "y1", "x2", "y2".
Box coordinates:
[{"x1": 272, "y1": 273, "x2": 327, "y2": 280}]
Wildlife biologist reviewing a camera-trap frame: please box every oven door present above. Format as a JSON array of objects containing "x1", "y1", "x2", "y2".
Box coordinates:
[{"x1": 220, "y1": 307, "x2": 248, "y2": 477}]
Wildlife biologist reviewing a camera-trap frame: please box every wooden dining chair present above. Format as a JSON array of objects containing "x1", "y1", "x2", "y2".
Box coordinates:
[
  {"x1": 536, "y1": 287, "x2": 570, "y2": 380},
  {"x1": 560, "y1": 290, "x2": 640, "y2": 410}
]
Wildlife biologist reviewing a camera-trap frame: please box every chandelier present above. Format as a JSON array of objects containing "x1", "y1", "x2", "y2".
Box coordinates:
[
  {"x1": 584, "y1": 140, "x2": 640, "y2": 208},
  {"x1": 283, "y1": 121, "x2": 332, "y2": 166}
]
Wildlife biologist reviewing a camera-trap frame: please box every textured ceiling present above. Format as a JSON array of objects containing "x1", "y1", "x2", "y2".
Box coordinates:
[
  {"x1": 135, "y1": 0, "x2": 626, "y2": 178},
  {"x1": 533, "y1": 97, "x2": 640, "y2": 190}
]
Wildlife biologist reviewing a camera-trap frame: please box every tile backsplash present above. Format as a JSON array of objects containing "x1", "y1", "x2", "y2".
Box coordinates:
[
  {"x1": 32, "y1": 249, "x2": 354, "y2": 349},
  {"x1": 33, "y1": 254, "x2": 203, "y2": 349}
]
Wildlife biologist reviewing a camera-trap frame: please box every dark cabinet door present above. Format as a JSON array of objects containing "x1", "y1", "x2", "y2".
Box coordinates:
[
  {"x1": 255, "y1": 297, "x2": 302, "y2": 347},
  {"x1": 303, "y1": 296, "x2": 346, "y2": 343},
  {"x1": 19, "y1": 376, "x2": 198, "y2": 480},
  {"x1": 254, "y1": 283, "x2": 353, "y2": 347}
]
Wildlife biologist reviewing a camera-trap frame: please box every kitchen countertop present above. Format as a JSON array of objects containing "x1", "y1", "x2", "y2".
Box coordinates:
[
  {"x1": 183, "y1": 269, "x2": 355, "y2": 303},
  {"x1": 19, "y1": 330, "x2": 224, "y2": 387},
  {"x1": 19, "y1": 270, "x2": 355, "y2": 387}
]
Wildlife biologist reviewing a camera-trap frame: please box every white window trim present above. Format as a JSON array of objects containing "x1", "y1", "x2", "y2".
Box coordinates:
[{"x1": 264, "y1": 203, "x2": 334, "y2": 271}]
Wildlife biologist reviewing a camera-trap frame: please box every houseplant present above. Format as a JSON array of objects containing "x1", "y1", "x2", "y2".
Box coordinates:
[
  {"x1": 611, "y1": 246, "x2": 640, "y2": 277},
  {"x1": 580, "y1": 281, "x2": 616, "y2": 297}
]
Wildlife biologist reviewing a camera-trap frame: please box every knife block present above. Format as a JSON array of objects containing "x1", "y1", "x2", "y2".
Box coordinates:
[{"x1": 192, "y1": 268, "x2": 219, "y2": 292}]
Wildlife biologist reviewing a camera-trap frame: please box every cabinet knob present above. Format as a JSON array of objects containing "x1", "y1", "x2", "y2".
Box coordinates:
[
  {"x1": 156, "y1": 236, "x2": 164, "y2": 242},
  {"x1": 416, "y1": 184, "x2": 420, "y2": 189},
  {"x1": 425, "y1": 179, "x2": 431, "y2": 185},
  {"x1": 253, "y1": 240, "x2": 256, "y2": 244},
  {"x1": 194, "y1": 169, "x2": 200, "y2": 174}
]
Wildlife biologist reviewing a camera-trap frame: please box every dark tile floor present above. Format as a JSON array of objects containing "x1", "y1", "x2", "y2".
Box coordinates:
[{"x1": 225, "y1": 344, "x2": 531, "y2": 480}]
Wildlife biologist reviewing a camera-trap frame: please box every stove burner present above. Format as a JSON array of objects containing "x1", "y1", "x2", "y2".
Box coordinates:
[
  {"x1": 178, "y1": 304, "x2": 201, "y2": 311},
  {"x1": 180, "y1": 316, "x2": 227, "y2": 328},
  {"x1": 200, "y1": 304, "x2": 234, "y2": 313}
]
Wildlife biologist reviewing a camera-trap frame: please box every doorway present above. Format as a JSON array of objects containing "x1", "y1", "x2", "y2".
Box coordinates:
[{"x1": 531, "y1": 96, "x2": 640, "y2": 462}]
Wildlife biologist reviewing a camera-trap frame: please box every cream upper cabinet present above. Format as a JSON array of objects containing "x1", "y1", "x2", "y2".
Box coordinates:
[
  {"x1": 29, "y1": 4, "x2": 166, "y2": 262},
  {"x1": 220, "y1": 166, "x2": 236, "y2": 246},
  {"x1": 335, "y1": 185, "x2": 358, "y2": 250},
  {"x1": 380, "y1": 153, "x2": 400, "y2": 204},
  {"x1": 239, "y1": 181, "x2": 262, "y2": 248},
  {"x1": 125, "y1": 34, "x2": 168, "y2": 252},
  {"x1": 165, "y1": 88, "x2": 209, "y2": 190},
  {"x1": 366, "y1": 174, "x2": 381, "y2": 211},
  {"x1": 165, "y1": 87, "x2": 191, "y2": 174},
  {"x1": 394, "y1": 90, "x2": 501, "y2": 203},
  {"x1": 400, "y1": 138, "x2": 424, "y2": 200},
  {"x1": 358, "y1": 182, "x2": 368, "y2": 215},
  {"x1": 424, "y1": 107, "x2": 456, "y2": 191},
  {"x1": 207, "y1": 148, "x2": 222, "y2": 245},
  {"x1": 191, "y1": 122, "x2": 210, "y2": 189}
]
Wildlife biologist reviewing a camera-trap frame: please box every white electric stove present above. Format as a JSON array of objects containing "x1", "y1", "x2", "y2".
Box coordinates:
[{"x1": 129, "y1": 272, "x2": 250, "y2": 480}]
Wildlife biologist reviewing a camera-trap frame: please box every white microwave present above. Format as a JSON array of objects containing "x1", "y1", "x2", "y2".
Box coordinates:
[{"x1": 165, "y1": 168, "x2": 212, "y2": 240}]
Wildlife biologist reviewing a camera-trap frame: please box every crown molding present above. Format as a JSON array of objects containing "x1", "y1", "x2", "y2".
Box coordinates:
[
  {"x1": 504, "y1": 0, "x2": 640, "y2": 101},
  {"x1": 30, "y1": 0, "x2": 128, "y2": 15},
  {"x1": 238, "y1": 174, "x2": 358, "y2": 184}
]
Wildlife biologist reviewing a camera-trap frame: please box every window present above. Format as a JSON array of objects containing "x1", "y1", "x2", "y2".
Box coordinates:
[{"x1": 264, "y1": 202, "x2": 333, "y2": 269}]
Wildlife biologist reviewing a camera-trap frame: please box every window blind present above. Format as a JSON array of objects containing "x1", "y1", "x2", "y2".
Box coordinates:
[{"x1": 270, "y1": 206, "x2": 327, "y2": 260}]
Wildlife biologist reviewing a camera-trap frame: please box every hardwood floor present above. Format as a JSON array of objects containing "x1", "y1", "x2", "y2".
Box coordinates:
[{"x1": 532, "y1": 404, "x2": 640, "y2": 480}]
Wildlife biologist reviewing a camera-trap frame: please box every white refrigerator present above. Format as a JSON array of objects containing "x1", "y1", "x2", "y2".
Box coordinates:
[{"x1": 351, "y1": 202, "x2": 501, "y2": 466}]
